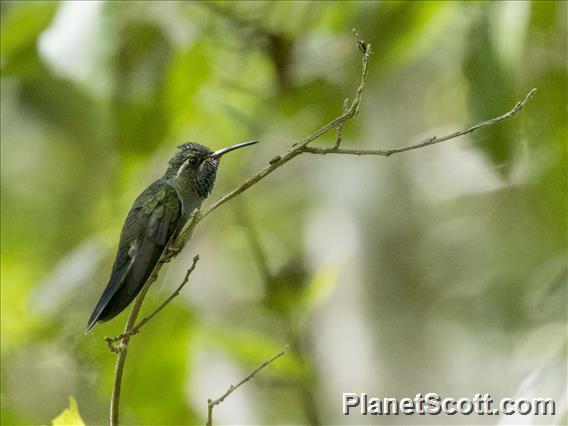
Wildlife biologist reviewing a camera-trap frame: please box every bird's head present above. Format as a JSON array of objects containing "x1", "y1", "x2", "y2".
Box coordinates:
[{"x1": 167, "y1": 141, "x2": 258, "y2": 198}]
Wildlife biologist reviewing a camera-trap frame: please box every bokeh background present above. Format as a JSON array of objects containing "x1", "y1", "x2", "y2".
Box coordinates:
[{"x1": 1, "y1": 1, "x2": 566, "y2": 425}]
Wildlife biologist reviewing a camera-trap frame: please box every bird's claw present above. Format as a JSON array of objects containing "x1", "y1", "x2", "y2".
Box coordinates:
[
  {"x1": 105, "y1": 336, "x2": 128, "y2": 353},
  {"x1": 162, "y1": 246, "x2": 181, "y2": 262},
  {"x1": 104, "y1": 330, "x2": 140, "y2": 353}
]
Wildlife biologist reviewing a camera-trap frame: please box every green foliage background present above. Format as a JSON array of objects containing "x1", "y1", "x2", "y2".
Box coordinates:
[{"x1": 1, "y1": 1, "x2": 566, "y2": 425}]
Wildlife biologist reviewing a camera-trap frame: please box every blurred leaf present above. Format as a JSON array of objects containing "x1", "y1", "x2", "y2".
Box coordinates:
[
  {"x1": 502, "y1": 339, "x2": 567, "y2": 425},
  {"x1": 207, "y1": 2, "x2": 341, "y2": 38},
  {"x1": 1, "y1": 1, "x2": 58, "y2": 76},
  {"x1": 315, "y1": 2, "x2": 360, "y2": 32},
  {"x1": 112, "y1": 22, "x2": 172, "y2": 154},
  {"x1": 263, "y1": 259, "x2": 308, "y2": 316},
  {"x1": 525, "y1": 1, "x2": 567, "y2": 242},
  {"x1": 492, "y1": 1, "x2": 530, "y2": 73},
  {"x1": 361, "y1": 1, "x2": 455, "y2": 71},
  {"x1": 117, "y1": 304, "x2": 199, "y2": 424},
  {"x1": 164, "y1": 42, "x2": 211, "y2": 132},
  {"x1": 463, "y1": 8, "x2": 518, "y2": 175},
  {"x1": 297, "y1": 263, "x2": 342, "y2": 316},
  {"x1": 530, "y1": 0, "x2": 561, "y2": 33},
  {"x1": 51, "y1": 397, "x2": 85, "y2": 426},
  {"x1": 280, "y1": 78, "x2": 344, "y2": 117},
  {"x1": 18, "y1": 66, "x2": 99, "y2": 142},
  {"x1": 9, "y1": 66, "x2": 109, "y2": 262},
  {"x1": 196, "y1": 324, "x2": 306, "y2": 380}
]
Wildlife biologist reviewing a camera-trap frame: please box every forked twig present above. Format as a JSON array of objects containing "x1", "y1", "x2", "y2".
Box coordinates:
[
  {"x1": 303, "y1": 88, "x2": 537, "y2": 157},
  {"x1": 206, "y1": 346, "x2": 289, "y2": 426},
  {"x1": 105, "y1": 255, "x2": 200, "y2": 351}
]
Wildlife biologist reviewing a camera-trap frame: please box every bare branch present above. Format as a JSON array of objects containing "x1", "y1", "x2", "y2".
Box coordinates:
[
  {"x1": 132, "y1": 255, "x2": 199, "y2": 332},
  {"x1": 235, "y1": 204, "x2": 273, "y2": 284},
  {"x1": 108, "y1": 281, "x2": 152, "y2": 425},
  {"x1": 206, "y1": 346, "x2": 289, "y2": 426},
  {"x1": 334, "y1": 97, "x2": 350, "y2": 149},
  {"x1": 303, "y1": 88, "x2": 537, "y2": 157},
  {"x1": 105, "y1": 255, "x2": 200, "y2": 348}
]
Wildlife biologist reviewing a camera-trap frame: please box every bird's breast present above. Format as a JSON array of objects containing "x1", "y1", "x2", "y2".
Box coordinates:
[{"x1": 180, "y1": 197, "x2": 203, "y2": 225}]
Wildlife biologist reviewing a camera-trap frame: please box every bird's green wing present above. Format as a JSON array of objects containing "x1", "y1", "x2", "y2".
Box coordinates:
[
  {"x1": 142, "y1": 183, "x2": 182, "y2": 246},
  {"x1": 85, "y1": 181, "x2": 182, "y2": 332}
]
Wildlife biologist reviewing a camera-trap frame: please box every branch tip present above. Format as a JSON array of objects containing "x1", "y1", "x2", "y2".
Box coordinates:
[
  {"x1": 352, "y1": 27, "x2": 370, "y2": 55},
  {"x1": 206, "y1": 346, "x2": 288, "y2": 425},
  {"x1": 304, "y1": 87, "x2": 536, "y2": 157}
]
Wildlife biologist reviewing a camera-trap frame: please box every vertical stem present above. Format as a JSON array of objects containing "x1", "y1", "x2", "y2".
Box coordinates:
[
  {"x1": 109, "y1": 283, "x2": 152, "y2": 425},
  {"x1": 286, "y1": 324, "x2": 322, "y2": 426}
]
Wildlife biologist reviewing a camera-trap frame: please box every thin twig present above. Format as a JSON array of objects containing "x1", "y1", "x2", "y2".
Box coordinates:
[
  {"x1": 235, "y1": 204, "x2": 272, "y2": 284},
  {"x1": 105, "y1": 255, "x2": 200, "y2": 347},
  {"x1": 131, "y1": 255, "x2": 199, "y2": 333},
  {"x1": 303, "y1": 88, "x2": 537, "y2": 157},
  {"x1": 206, "y1": 346, "x2": 289, "y2": 426},
  {"x1": 108, "y1": 281, "x2": 152, "y2": 425},
  {"x1": 334, "y1": 97, "x2": 350, "y2": 149}
]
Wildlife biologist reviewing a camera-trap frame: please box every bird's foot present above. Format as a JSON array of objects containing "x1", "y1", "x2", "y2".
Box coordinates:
[
  {"x1": 104, "y1": 331, "x2": 139, "y2": 353},
  {"x1": 105, "y1": 336, "x2": 127, "y2": 353},
  {"x1": 162, "y1": 246, "x2": 181, "y2": 262}
]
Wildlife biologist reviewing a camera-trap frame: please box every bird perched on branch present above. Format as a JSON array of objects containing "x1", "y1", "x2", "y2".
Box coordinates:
[{"x1": 86, "y1": 140, "x2": 258, "y2": 333}]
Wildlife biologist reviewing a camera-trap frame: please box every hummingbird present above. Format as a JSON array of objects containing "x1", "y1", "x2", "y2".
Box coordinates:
[{"x1": 85, "y1": 140, "x2": 258, "y2": 333}]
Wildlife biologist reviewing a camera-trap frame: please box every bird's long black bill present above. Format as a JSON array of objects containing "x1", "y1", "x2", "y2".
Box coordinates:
[{"x1": 210, "y1": 140, "x2": 258, "y2": 159}]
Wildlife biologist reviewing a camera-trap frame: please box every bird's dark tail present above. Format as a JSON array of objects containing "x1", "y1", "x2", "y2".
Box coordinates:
[
  {"x1": 85, "y1": 239, "x2": 163, "y2": 333},
  {"x1": 85, "y1": 273, "x2": 147, "y2": 334},
  {"x1": 85, "y1": 248, "x2": 135, "y2": 333},
  {"x1": 84, "y1": 284, "x2": 140, "y2": 333}
]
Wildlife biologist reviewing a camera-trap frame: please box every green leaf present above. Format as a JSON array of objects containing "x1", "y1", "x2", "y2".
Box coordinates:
[
  {"x1": 112, "y1": 22, "x2": 172, "y2": 155},
  {"x1": 51, "y1": 397, "x2": 85, "y2": 426},
  {"x1": 195, "y1": 324, "x2": 305, "y2": 379},
  {"x1": 164, "y1": 42, "x2": 211, "y2": 132},
  {"x1": 360, "y1": 1, "x2": 455, "y2": 72},
  {"x1": 115, "y1": 304, "x2": 199, "y2": 424},
  {"x1": 297, "y1": 263, "x2": 342, "y2": 315},
  {"x1": 463, "y1": 6, "x2": 519, "y2": 175},
  {"x1": 1, "y1": 2, "x2": 58, "y2": 75}
]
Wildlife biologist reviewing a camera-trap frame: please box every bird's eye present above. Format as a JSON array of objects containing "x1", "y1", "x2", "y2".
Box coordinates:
[{"x1": 189, "y1": 157, "x2": 198, "y2": 166}]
